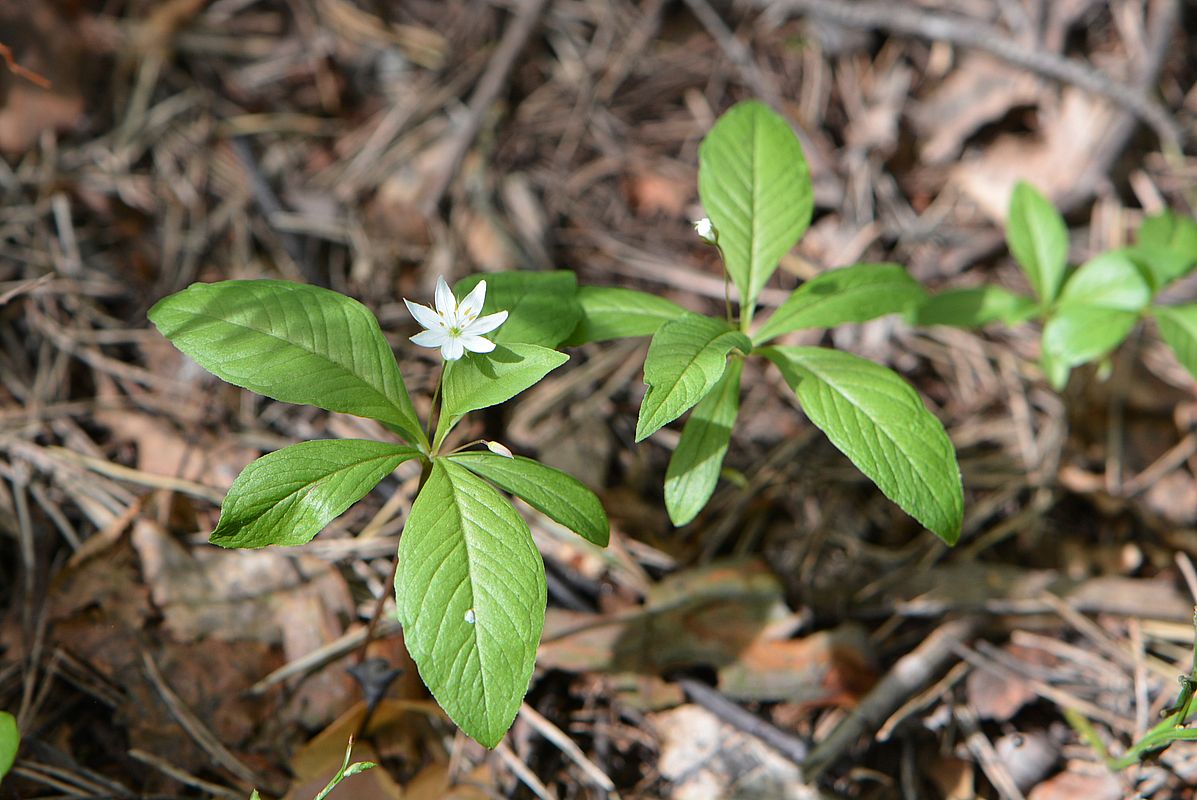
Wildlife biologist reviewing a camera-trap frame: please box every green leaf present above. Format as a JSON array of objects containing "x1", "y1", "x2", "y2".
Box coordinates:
[
  {"x1": 635, "y1": 314, "x2": 752, "y2": 442},
  {"x1": 753, "y1": 263, "x2": 927, "y2": 344},
  {"x1": 1129, "y1": 212, "x2": 1197, "y2": 289},
  {"x1": 1139, "y1": 210, "x2": 1197, "y2": 256},
  {"x1": 437, "y1": 344, "x2": 568, "y2": 447},
  {"x1": 449, "y1": 452, "x2": 609, "y2": 546},
  {"x1": 1153, "y1": 304, "x2": 1197, "y2": 380},
  {"x1": 698, "y1": 100, "x2": 813, "y2": 317},
  {"x1": 1056, "y1": 250, "x2": 1152, "y2": 312},
  {"x1": 455, "y1": 271, "x2": 580, "y2": 347},
  {"x1": 914, "y1": 286, "x2": 1039, "y2": 328},
  {"x1": 149, "y1": 280, "x2": 425, "y2": 447},
  {"x1": 564, "y1": 286, "x2": 687, "y2": 345},
  {"x1": 1038, "y1": 250, "x2": 1151, "y2": 379},
  {"x1": 664, "y1": 358, "x2": 743, "y2": 526},
  {"x1": 0, "y1": 711, "x2": 17, "y2": 784},
  {"x1": 312, "y1": 740, "x2": 376, "y2": 800},
  {"x1": 1006, "y1": 182, "x2": 1068, "y2": 304},
  {"x1": 1041, "y1": 307, "x2": 1139, "y2": 377},
  {"x1": 397, "y1": 460, "x2": 547, "y2": 748},
  {"x1": 211, "y1": 440, "x2": 421, "y2": 548},
  {"x1": 762, "y1": 346, "x2": 963, "y2": 544}
]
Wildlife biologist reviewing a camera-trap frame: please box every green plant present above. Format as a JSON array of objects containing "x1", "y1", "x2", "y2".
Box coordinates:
[
  {"x1": 250, "y1": 739, "x2": 375, "y2": 800},
  {"x1": 1065, "y1": 608, "x2": 1197, "y2": 770},
  {"x1": 0, "y1": 711, "x2": 17, "y2": 785},
  {"x1": 567, "y1": 100, "x2": 964, "y2": 544},
  {"x1": 916, "y1": 182, "x2": 1197, "y2": 389},
  {"x1": 150, "y1": 274, "x2": 608, "y2": 748}
]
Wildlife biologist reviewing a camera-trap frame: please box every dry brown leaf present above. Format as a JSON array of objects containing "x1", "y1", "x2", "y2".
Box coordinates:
[
  {"x1": 1026, "y1": 768, "x2": 1123, "y2": 800},
  {"x1": 539, "y1": 559, "x2": 788, "y2": 674},
  {"x1": 966, "y1": 644, "x2": 1049, "y2": 721},
  {"x1": 650, "y1": 705, "x2": 818, "y2": 800},
  {"x1": 950, "y1": 89, "x2": 1117, "y2": 220},
  {"x1": 910, "y1": 54, "x2": 1041, "y2": 164},
  {"x1": 716, "y1": 625, "x2": 875, "y2": 707},
  {"x1": 623, "y1": 169, "x2": 691, "y2": 218}
]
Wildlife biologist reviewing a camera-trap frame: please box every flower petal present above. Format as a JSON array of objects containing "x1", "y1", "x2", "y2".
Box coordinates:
[
  {"x1": 464, "y1": 310, "x2": 508, "y2": 336},
  {"x1": 457, "y1": 280, "x2": 487, "y2": 322},
  {"x1": 404, "y1": 299, "x2": 444, "y2": 332},
  {"x1": 434, "y1": 276, "x2": 457, "y2": 317},
  {"x1": 411, "y1": 329, "x2": 449, "y2": 348},
  {"x1": 459, "y1": 335, "x2": 495, "y2": 354},
  {"x1": 441, "y1": 336, "x2": 465, "y2": 360}
]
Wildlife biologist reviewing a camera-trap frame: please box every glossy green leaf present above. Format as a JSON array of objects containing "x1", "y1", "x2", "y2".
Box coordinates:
[
  {"x1": 455, "y1": 271, "x2": 580, "y2": 347},
  {"x1": 1057, "y1": 250, "x2": 1152, "y2": 311},
  {"x1": 0, "y1": 711, "x2": 17, "y2": 784},
  {"x1": 635, "y1": 314, "x2": 752, "y2": 442},
  {"x1": 149, "y1": 280, "x2": 425, "y2": 446},
  {"x1": 914, "y1": 286, "x2": 1039, "y2": 328},
  {"x1": 211, "y1": 440, "x2": 420, "y2": 548},
  {"x1": 664, "y1": 358, "x2": 743, "y2": 526},
  {"x1": 1041, "y1": 306, "x2": 1138, "y2": 387},
  {"x1": 1038, "y1": 249, "x2": 1151, "y2": 385},
  {"x1": 1129, "y1": 212, "x2": 1197, "y2": 290},
  {"x1": 1153, "y1": 304, "x2": 1197, "y2": 380},
  {"x1": 437, "y1": 344, "x2": 568, "y2": 448},
  {"x1": 396, "y1": 460, "x2": 547, "y2": 748},
  {"x1": 698, "y1": 100, "x2": 813, "y2": 316},
  {"x1": 564, "y1": 286, "x2": 688, "y2": 345},
  {"x1": 450, "y1": 452, "x2": 609, "y2": 546},
  {"x1": 753, "y1": 263, "x2": 927, "y2": 344},
  {"x1": 1007, "y1": 182, "x2": 1068, "y2": 304},
  {"x1": 762, "y1": 346, "x2": 963, "y2": 544}
]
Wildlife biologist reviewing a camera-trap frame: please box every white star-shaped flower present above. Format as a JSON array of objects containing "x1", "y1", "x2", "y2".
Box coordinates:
[
  {"x1": 404, "y1": 276, "x2": 508, "y2": 361},
  {"x1": 693, "y1": 217, "x2": 717, "y2": 244}
]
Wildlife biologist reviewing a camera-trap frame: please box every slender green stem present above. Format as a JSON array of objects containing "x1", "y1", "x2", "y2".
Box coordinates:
[{"x1": 425, "y1": 362, "x2": 445, "y2": 454}]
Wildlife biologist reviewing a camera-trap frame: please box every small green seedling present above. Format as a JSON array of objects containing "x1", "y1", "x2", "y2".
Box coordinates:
[
  {"x1": 250, "y1": 738, "x2": 375, "y2": 800},
  {"x1": 917, "y1": 183, "x2": 1197, "y2": 389},
  {"x1": 1066, "y1": 608, "x2": 1197, "y2": 770},
  {"x1": 150, "y1": 272, "x2": 608, "y2": 748},
  {"x1": 567, "y1": 100, "x2": 964, "y2": 544},
  {"x1": 0, "y1": 711, "x2": 17, "y2": 785}
]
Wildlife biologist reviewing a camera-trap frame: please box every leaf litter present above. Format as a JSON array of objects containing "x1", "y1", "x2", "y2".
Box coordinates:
[{"x1": 1, "y1": 0, "x2": 1196, "y2": 797}]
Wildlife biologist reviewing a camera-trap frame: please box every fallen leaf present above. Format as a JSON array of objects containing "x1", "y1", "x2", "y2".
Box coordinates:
[
  {"x1": 910, "y1": 54, "x2": 1041, "y2": 164},
  {"x1": 717, "y1": 625, "x2": 875, "y2": 707},
  {"x1": 650, "y1": 705, "x2": 819, "y2": 800},
  {"x1": 1027, "y1": 768, "x2": 1123, "y2": 800}
]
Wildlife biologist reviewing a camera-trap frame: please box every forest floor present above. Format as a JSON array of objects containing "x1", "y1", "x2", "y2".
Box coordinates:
[{"x1": 2, "y1": 1, "x2": 1197, "y2": 798}]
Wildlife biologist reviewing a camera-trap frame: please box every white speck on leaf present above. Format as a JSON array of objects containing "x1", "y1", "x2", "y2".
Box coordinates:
[{"x1": 464, "y1": 609, "x2": 476, "y2": 624}]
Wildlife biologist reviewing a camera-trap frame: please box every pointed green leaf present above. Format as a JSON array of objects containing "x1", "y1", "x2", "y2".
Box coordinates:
[
  {"x1": 699, "y1": 100, "x2": 813, "y2": 315},
  {"x1": 564, "y1": 286, "x2": 688, "y2": 345},
  {"x1": 665, "y1": 358, "x2": 743, "y2": 526},
  {"x1": 1042, "y1": 307, "x2": 1139, "y2": 376},
  {"x1": 149, "y1": 280, "x2": 425, "y2": 446},
  {"x1": 450, "y1": 452, "x2": 609, "y2": 546},
  {"x1": 441, "y1": 344, "x2": 568, "y2": 420},
  {"x1": 0, "y1": 711, "x2": 16, "y2": 784},
  {"x1": 1039, "y1": 249, "x2": 1150, "y2": 381},
  {"x1": 762, "y1": 346, "x2": 963, "y2": 544},
  {"x1": 754, "y1": 263, "x2": 926, "y2": 344},
  {"x1": 635, "y1": 314, "x2": 752, "y2": 442},
  {"x1": 211, "y1": 440, "x2": 421, "y2": 548},
  {"x1": 914, "y1": 286, "x2": 1038, "y2": 328},
  {"x1": 1007, "y1": 182, "x2": 1068, "y2": 304},
  {"x1": 1129, "y1": 212, "x2": 1197, "y2": 289},
  {"x1": 1057, "y1": 250, "x2": 1152, "y2": 311},
  {"x1": 1153, "y1": 304, "x2": 1197, "y2": 380},
  {"x1": 397, "y1": 460, "x2": 547, "y2": 748},
  {"x1": 455, "y1": 271, "x2": 580, "y2": 347}
]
